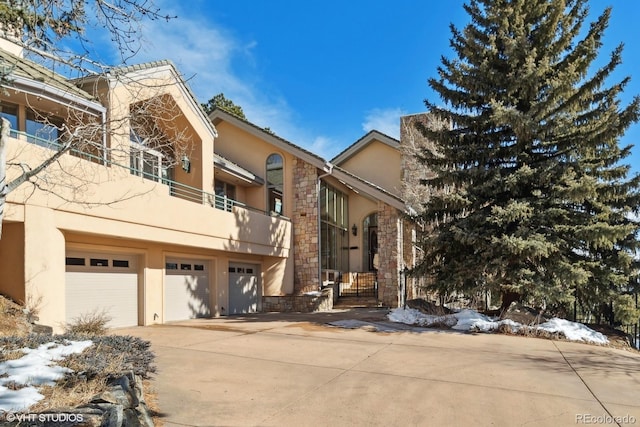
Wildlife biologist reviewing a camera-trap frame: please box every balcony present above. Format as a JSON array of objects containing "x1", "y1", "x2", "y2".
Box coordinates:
[{"x1": 9, "y1": 130, "x2": 288, "y2": 221}]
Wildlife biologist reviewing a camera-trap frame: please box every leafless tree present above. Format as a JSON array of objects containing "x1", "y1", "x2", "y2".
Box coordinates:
[{"x1": 0, "y1": 1, "x2": 200, "y2": 238}]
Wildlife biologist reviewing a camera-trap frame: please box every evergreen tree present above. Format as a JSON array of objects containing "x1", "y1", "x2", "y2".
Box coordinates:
[
  {"x1": 413, "y1": 0, "x2": 640, "y2": 315},
  {"x1": 202, "y1": 93, "x2": 246, "y2": 119}
]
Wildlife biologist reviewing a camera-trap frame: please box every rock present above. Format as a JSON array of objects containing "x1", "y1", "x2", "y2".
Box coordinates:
[{"x1": 32, "y1": 324, "x2": 53, "y2": 335}]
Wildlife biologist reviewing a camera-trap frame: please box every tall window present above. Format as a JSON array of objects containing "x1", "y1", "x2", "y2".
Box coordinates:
[
  {"x1": 266, "y1": 153, "x2": 283, "y2": 214},
  {"x1": 129, "y1": 129, "x2": 172, "y2": 183},
  {"x1": 320, "y1": 182, "x2": 349, "y2": 272}
]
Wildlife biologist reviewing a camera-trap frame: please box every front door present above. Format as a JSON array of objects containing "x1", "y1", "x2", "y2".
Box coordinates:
[{"x1": 368, "y1": 226, "x2": 378, "y2": 271}]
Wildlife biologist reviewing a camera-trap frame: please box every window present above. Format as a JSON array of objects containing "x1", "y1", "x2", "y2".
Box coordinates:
[
  {"x1": 0, "y1": 102, "x2": 18, "y2": 138},
  {"x1": 90, "y1": 258, "x2": 109, "y2": 267},
  {"x1": 65, "y1": 257, "x2": 85, "y2": 266},
  {"x1": 113, "y1": 260, "x2": 130, "y2": 268},
  {"x1": 214, "y1": 180, "x2": 236, "y2": 212},
  {"x1": 320, "y1": 182, "x2": 349, "y2": 272},
  {"x1": 26, "y1": 109, "x2": 63, "y2": 147},
  {"x1": 129, "y1": 129, "x2": 173, "y2": 183},
  {"x1": 266, "y1": 153, "x2": 283, "y2": 214}
]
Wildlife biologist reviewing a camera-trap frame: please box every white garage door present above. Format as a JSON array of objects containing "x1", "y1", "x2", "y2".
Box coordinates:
[
  {"x1": 228, "y1": 263, "x2": 260, "y2": 314},
  {"x1": 164, "y1": 258, "x2": 211, "y2": 322},
  {"x1": 65, "y1": 252, "x2": 139, "y2": 328}
]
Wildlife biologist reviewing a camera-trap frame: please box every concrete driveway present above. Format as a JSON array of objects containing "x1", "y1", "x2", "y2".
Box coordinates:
[{"x1": 118, "y1": 309, "x2": 640, "y2": 427}]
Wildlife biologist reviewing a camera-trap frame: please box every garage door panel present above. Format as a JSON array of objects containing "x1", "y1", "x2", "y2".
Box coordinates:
[
  {"x1": 164, "y1": 258, "x2": 211, "y2": 322},
  {"x1": 65, "y1": 271, "x2": 138, "y2": 328},
  {"x1": 165, "y1": 273, "x2": 210, "y2": 321},
  {"x1": 229, "y1": 263, "x2": 260, "y2": 315}
]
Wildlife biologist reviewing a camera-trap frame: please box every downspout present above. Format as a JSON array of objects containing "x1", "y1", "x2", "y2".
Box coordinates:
[
  {"x1": 317, "y1": 161, "x2": 334, "y2": 290},
  {"x1": 101, "y1": 108, "x2": 107, "y2": 166}
]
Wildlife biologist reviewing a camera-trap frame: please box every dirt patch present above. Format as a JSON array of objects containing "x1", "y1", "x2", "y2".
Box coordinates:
[
  {"x1": 285, "y1": 322, "x2": 341, "y2": 333},
  {"x1": 585, "y1": 323, "x2": 637, "y2": 351}
]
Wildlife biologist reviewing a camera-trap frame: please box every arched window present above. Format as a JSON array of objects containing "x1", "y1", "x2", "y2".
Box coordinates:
[{"x1": 266, "y1": 153, "x2": 284, "y2": 214}]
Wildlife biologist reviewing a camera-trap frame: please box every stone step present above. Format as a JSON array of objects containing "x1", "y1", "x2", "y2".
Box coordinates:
[{"x1": 334, "y1": 297, "x2": 381, "y2": 308}]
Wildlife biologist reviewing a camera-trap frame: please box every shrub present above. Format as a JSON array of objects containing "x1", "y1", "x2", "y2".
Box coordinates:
[
  {"x1": 64, "y1": 309, "x2": 112, "y2": 336},
  {"x1": 613, "y1": 294, "x2": 640, "y2": 325}
]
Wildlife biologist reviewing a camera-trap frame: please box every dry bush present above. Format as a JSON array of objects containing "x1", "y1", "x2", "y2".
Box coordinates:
[
  {"x1": 64, "y1": 309, "x2": 112, "y2": 336},
  {"x1": 0, "y1": 294, "x2": 32, "y2": 337},
  {"x1": 60, "y1": 335, "x2": 156, "y2": 380},
  {"x1": 27, "y1": 378, "x2": 109, "y2": 412},
  {"x1": 406, "y1": 298, "x2": 452, "y2": 315}
]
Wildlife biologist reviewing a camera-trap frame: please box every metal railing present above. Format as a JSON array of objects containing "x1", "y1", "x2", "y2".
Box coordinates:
[
  {"x1": 338, "y1": 272, "x2": 378, "y2": 298},
  {"x1": 11, "y1": 131, "x2": 289, "y2": 220}
]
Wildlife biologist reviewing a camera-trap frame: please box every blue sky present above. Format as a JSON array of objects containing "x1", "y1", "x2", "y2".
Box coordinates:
[{"x1": 97, "y1": 0, "x2": 640, "y2": 173}]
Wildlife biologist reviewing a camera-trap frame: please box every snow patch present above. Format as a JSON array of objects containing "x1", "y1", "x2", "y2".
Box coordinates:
[
  {"x1": 387, "y1": 308, "x2": 609, "y2": 345},
  {"x1": 0, "y1": 340, "x2": 93, "y2": 412},
  {"x1": 304, "y1": 291, "x2": 323, "y2": 297}
]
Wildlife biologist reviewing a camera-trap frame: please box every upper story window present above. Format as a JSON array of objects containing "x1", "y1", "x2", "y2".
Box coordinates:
[
  {"x1": 129, "y1": 129, "x2": 172, "y2": 183},
  {"x1": 266, "y1": 153, "x2": 283, "y2": 214},
  {"x1": 26, "y1": 109, "x2": 64, "y2": 147},
  {"x1": 214, "y1": 180, "x2": 236, "y2": 212},
  {"x1": 0, "y1": 102, "x2": 18, "y2": 137}
]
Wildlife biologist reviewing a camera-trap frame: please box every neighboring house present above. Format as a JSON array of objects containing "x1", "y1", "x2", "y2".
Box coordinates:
[{"x1": 0, "y1": 38, "x2": 417, "y2": 331}]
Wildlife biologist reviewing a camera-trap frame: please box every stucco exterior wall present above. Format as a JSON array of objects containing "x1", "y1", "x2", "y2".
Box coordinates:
[
  {"x1": 338, "y1": 140, "x2": 401, "y2": 196},
  {"x1": 0, "y1": 222, "x2": 26, "y2": 303},
  {"x1": 3, "y1": 127, "x2": 291, "y2": 329},
  {"x1": 213, "y1": 121, "x2": 296, "y2": 218}
]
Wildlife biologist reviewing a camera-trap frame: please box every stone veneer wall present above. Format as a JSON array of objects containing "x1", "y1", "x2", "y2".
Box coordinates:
[
  {"x1": 292, "y1": 158, "x2": 319, "y2": 294},
  {"x1": 402, "y1": 219, "x2": 420, "y2": 301},
  {"x1": 262, "y1": 284, "x2": 337, "y2": 313},
  {"x1": 377, "y1": 201, "x2": 400, "y2": 307}
]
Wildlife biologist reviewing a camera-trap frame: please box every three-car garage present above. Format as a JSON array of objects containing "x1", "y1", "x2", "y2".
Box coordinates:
[{"x1": 64, "y1": 250, "x2": 262, "y2": 327}]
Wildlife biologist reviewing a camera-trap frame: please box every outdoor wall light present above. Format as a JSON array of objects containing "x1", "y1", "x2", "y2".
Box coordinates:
[
  {"x1": 181, "y1": 155, "x2": 191, "y2": 173},
  {"x1": 352, "y1": 224, "x2": 358, "y2": 236}
]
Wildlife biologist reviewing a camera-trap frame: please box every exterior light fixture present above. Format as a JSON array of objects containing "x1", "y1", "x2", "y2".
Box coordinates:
[
  {"x1": 352, "y1": 224, "x2": 358, "y2": 236},
  {"x1": 181, "y1": 155, "x2": 191, "y2": 173}
]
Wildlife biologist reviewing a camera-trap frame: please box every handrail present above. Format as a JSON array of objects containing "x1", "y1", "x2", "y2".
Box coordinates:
[{"x1": 10, "y1": 131, "x2": 290, "y2": 221}]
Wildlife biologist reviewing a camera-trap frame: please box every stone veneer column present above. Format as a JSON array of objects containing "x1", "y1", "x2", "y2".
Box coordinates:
[
  {"x1": 377, "y1": 201, "x2": 401, "y2": 307},
  {"x1": 292, "y1": 158, "x2": 319, "y2": 294}
]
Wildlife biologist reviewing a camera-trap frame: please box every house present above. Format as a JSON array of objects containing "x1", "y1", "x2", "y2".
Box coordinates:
[{"x1": 0, "y1": 38, "x2": 417, "y2": 331}]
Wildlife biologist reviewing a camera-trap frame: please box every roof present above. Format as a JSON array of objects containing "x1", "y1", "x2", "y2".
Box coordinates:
[
  {"x1": 77, "y1": 59, "x2": 218, "y2": 138},
  {"x1": 214, "y1": 153, "x2": 264, "y2": 186},
  {"x1": 209, "y1": 107, "x2": 327, "y2": 167},
  {"x1": 331, "y1": 165, "x2": 405, "y2": 210},
  {"x1": 0, "y1": 47, "x2": 104, "y2": 114},
  {"x1": 331, "y1": 130, "x2": 399, "y2": 165},
  {"x1": 210, "y1": 108, "x2": 406, "y2": 211}
]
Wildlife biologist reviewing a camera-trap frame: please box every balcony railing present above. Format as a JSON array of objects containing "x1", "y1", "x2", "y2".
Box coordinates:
[{"x1": 10, "y1": 131, "x2": 290, "y2": 221}]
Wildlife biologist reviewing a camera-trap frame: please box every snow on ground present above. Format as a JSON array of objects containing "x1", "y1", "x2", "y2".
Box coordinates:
[
  {"x1": 0, "y1": 340, "x2": 93, "y2": 412},
  {"x1": 387, "y1": 307, "x2": 609, "y2": 345},
  {"x1": 303, "y1": 291, "x2": 323, "y2": 297}
]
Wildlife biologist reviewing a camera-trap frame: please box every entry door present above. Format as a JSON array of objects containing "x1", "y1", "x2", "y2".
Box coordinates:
[
  {"x1": 368, "y1": 226, "x2": 378, "y2": 271},
  {"x1": 228, "y1": 263, "x2": 260, "y2": 314}
]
